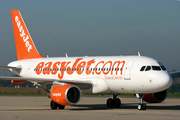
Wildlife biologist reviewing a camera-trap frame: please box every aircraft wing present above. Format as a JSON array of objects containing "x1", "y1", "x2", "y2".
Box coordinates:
[
  {"x1": 0, "y1": 76, "x2": 92, "y2": 89},
  {"x1": 0, "y1": 66, "x2": 21, "y2": 69},
  {"x1": 170, "y1": 71, "x2": 180, "y2": 79},
  {"x1": 0, "y1": 65, "x2": 92, "y2": 89}
]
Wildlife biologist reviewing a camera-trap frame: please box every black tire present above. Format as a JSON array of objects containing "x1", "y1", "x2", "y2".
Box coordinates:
[
  {"x1": 142, "y1": 103, "x2": 147, "y2": 110},
  {"x1": 114, "y1": 98, "x2": 121, "y2": 108},
  {"x1": 50, "y1": 101, "x2": 58, "y2": 109},
  {"x1": 107, "y1": 98, "x2": 114, "y2": 108},
  {"x1": 58, "y1": 104, "x2": 65, "y2": 109}
]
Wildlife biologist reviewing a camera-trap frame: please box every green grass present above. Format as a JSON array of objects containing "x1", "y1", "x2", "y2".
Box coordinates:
[{"x1": 167, "y1": 93, "x2": 180, "y2": 97}]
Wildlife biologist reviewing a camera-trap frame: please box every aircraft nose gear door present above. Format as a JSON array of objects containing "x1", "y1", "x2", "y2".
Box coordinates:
[{"x1": 124, "y1": 60, "x2": 134, "y2": 80}]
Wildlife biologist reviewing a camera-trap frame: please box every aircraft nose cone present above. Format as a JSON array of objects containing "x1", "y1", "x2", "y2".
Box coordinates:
[{"x1": 158, "y1": 72, "x2": 173, "y2": 90}]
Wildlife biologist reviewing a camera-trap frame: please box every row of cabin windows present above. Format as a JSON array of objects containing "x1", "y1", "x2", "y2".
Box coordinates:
[
  {"x1": 34, "y1": 67, "x2": 122, "y2": 72},
  {"x1": 140, "y1": 65, "x2": 166, "y2": 71}
]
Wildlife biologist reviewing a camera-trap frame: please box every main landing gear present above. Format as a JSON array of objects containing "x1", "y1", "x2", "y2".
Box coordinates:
[
  {"x1": 137, "y1": 94, "x2": 147, "y2": 110},
  {"x1": 50, "y1": 100, "x2": 65, "y2": 109},
  {"x1": 107, "y1": 94, "x2": 121, "y2": 108}
]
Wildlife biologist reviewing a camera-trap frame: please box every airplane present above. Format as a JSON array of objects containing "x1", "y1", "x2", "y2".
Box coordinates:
[{"x1": 0, "y1": 10, "x2": 173, "y2": 110}]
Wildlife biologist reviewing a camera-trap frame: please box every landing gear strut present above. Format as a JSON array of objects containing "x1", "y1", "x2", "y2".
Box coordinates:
[
  {"x1": 106, "y1": 94, "x2": 121, "y2": 108},
  {"x1": 137, "y1": 94, "x2": 147, "y2": 110},
  {"x1": 50, "y1": 100, "x2": 65, "y2": 110}
]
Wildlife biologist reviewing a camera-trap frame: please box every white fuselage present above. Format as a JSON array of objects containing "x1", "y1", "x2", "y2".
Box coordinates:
[{"x1": 8, "y1": 56, "x2": 173, "y2": 94}]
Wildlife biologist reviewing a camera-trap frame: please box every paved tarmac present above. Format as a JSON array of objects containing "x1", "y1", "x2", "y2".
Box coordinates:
[{"x1": 0, "y1": 96, "x2": 180, "y2": 120}]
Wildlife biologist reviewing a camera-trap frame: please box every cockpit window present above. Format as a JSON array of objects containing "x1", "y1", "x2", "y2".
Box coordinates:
[
  {"x1": 160, "y1": 66, "x2": 166, "y2": 71},
  {"x1": 152, "y1": 66, "x2": 161, "y2": 70},
  {"x1": 158, "y1": 62, "x2": 167, "y2": 71},
  {"x1": 140, "y1": 66, "x2": 146, "y2": 71},
  {"x1": 145, "y1": 66, "x2": 151, "y2": 71},
  {"x1": 140, "y1": 64, "x2": 166, "y2": 71}
]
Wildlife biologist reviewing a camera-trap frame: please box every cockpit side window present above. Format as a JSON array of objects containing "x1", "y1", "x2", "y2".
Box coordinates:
[
  {"x1": 145, "y1": 66, "x2": 151, "y2": 71},
  {"x1": 160, "y1": 66, "x2": 166, "y2": 71},
  {"x1": 152, "y1": 66, "x2": 161, "y2": 70},
  {"x1": 140, "y1": 66, "x2": 146, "y2": 71},
  {"x1": 158, "y1": 62, "x2": 167, "y2": 71}
]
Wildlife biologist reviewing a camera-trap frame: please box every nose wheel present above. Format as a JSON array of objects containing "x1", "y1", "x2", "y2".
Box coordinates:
[
  {"x1": 106, "y1": 94, "x2": 121, "y2": 108},
  {"x1": 137, "y1": 94, "x2": 147, "y2": 110},
  {"x1": 138, "y1": 103, "x2": 147, "y2": 110}
]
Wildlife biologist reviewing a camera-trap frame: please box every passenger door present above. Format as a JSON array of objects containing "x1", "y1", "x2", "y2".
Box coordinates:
[{"x1": 124, "y1": 60, "x2": 134, "y2": 80}]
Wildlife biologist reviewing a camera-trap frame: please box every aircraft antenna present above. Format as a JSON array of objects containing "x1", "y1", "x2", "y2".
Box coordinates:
[
  {"x1": 138, "y1": 52, "x2": 141, "y2": 57},
  {"x1": 65, "y1": 53, "x2": 68, "y2": 58}
]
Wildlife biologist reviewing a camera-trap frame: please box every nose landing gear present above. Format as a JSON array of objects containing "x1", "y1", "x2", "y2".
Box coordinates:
[{"x1": 137, "y1": 94, "x2": 147, "y2": 110}]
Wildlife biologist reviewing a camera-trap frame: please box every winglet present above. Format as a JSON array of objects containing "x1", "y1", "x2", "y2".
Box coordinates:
[{"x1": 11, "y1": 10, "x2": 44, "y2": 60}]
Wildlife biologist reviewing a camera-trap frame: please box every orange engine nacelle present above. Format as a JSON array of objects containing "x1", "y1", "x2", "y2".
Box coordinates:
[
  {"x1": 143, "y1": 90, "x2": 167, "y2": 103},
  {"x1": 50, "y1": 85, "x2": 81, "y2": 106}
]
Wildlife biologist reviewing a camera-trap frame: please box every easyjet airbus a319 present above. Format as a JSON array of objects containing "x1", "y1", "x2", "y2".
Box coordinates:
[{"x1": 0, "y1": 10, "x2": 173, "y2": 110}]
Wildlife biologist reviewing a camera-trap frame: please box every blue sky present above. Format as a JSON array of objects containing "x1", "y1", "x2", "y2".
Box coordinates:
[{"x1": 0, "y1": 0, "x2": 180, "y2": 71}]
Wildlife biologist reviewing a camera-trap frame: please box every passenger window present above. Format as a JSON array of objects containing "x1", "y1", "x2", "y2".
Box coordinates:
[
  {"x1": 152, "y1": 66, "x2": 161, "y2": 70},
  {"x1": 145, "y1": 66, "x2": 151, "y2": 71},
  {"x1": 140, "y1": 66, "x2": 146, "y2": 71}
]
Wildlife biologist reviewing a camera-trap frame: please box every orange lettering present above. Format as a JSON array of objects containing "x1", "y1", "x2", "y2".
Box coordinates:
[
  {"x1": 95, "y1": 61, "x2": 104, "y2": 75},
  {"x1": 76, "y1": 61, "x2": 86, "y2": 75},
  {"x1": 111, "y1": 61, "x2": 125, "y2": 75},
  {"x1": 35, "y1": 62, "x2": 44, "y2": 75},
  {"x1": 51, "y1": 62, "x2": 60, "y2": 75},
  {"x1": 58, "y1": 61, "x2": 71, "y2": 79},
  {"x1": 66, "y1": 58, "x2": 83, "y2": 75},
  {"x1": 35, "y1": 58, "x2": 126, "y2": 79},
  {"x1": 43, "y1": 62, "x2": 52, "y2": 75},
  {"x1": 86, "y1": 59, "x2": 95, "y2": 75},
  {"x1": 102, "y1": 61, "x2": 112, "y2": 75}
]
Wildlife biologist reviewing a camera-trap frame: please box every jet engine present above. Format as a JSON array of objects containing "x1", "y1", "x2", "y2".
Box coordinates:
[
  {"x1": 143, "y1": 90, "x2": 167, "y2": 103},
  {"x1": 50, "y1": 85, "x2": 81, "y2": 106}
]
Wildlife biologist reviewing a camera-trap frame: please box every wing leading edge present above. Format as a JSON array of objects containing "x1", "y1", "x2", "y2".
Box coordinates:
[{"x1": 0, "y1": 76, "x2": 92, "y2": 89}]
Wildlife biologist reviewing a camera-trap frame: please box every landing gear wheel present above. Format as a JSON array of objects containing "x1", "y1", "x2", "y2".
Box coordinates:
[
  {"x1": 137, "y1": 94, "x2": 147, "y2": 110},
  {"x1": 137, "y1": 103, "x2": 147, "y2": 110},
  {"x1": 107, "y1": 98, "x2": 114, "y2": 108},
  {"x1": 142, "y1": 103, "x2": 147, "y2": 110},
  {"x1": 58, "y1": 104, "x2": 65, "y2": 109},
  {"x1": 106, "y1": 94, "x2": 121, "y2": 108},
  {"x1": 138, "y1": 103, "x2": 142, "y2": 110},
  {"x1": 50, "y1": 101, "x2": 58, "y2": 109},
  {"x1": 114, "y1": 98, "x2": 121, "y2": 108}
]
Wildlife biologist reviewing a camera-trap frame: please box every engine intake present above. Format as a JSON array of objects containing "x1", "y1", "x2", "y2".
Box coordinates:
[
  {"x1": 143, "y1": 90, "x2": 167, "y2": 103},
  {"x1": 50, "y1": 85, "x2": 81, "y2": 106}
]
